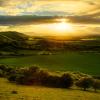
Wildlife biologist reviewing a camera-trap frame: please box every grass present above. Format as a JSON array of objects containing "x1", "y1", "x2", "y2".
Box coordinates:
[
  {"x1": 0, "y1": 78, "x2": 100, "y2": 100},
  {"x1": 0, "y1": 51, "x2": 100, "y2": 75}
]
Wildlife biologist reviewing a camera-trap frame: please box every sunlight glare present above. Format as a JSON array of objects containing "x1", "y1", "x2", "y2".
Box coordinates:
[{"x1": 53, "y1": 19, "x2": 74, "y2": 34}]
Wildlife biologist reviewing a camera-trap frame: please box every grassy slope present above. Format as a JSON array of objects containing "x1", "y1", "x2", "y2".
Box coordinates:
[
  {"x1": 0, "y1": 78, "x2": 100, "y2": 100},
  {"x1": 0, "y1": 31, "x2": 28, "y2": 41},
  {"x1": 0, "y1": 52, "x2": 100, "y2": 75}
]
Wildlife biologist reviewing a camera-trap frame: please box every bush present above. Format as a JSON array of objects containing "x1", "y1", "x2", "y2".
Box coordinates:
[
  {"x1": 11, "y1": 90, "x2": 18, "y2": 94},
  {"x1": 0, "y1": 65, "x2": 7, "y2": 71},
  {"x1": 0, "y1": 69, "x2": 4, "y2": 77},
  {"x1": 76, "y1": 77, "x2": 93, "y2": 91},
  {"x1": 72, "y1": 72, "x2": 92, "y2": 81},
  {"x1": 4, "y1": 64, "x2": 100, "y2": 92},
  {"x1": 6, "y1": 66, "x2": 74, "y2": 88},
  {"x1": 46, "y1": 75, "x2": 60, "y2": 87},
  {"x1": 7, "y1": 69, "x2": 20, "y2": 82},
  {"x1": 60, "y1": 73, "x2": 74, "y2": 88},
  {"x1": 38, "y1": 70, "x2": 50, "y2": 85},
  {"x1": 15, "y1": 66, "x2": 40, "y2": 85},
  {"x1": 92, "y1": 79, "x2": 100, "y2": 92},
  {"x1": 0, "y1": 65, "x2": 15, "y2": 77},
  {"x1": 8, "y1": 74, "x2": 18, "y2": 82}
]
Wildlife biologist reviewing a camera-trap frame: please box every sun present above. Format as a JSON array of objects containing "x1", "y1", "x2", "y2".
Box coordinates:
[
  {"x1": 52, "y1": 19, "x2": 74, "y2": 34},
  {"x1": 55, "y1": 22, "x2": 73, "y2": 32}
]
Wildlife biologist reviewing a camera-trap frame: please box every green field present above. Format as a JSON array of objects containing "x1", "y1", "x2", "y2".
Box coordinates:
[
  {"x1": 0, "y1": 78, "x2": 100, "y2": 100},
  {"x1": 0, "y1": 52, "x2": 100, "y2": 75}
]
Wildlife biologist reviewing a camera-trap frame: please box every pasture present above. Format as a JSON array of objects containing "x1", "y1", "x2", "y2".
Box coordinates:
[{"x1": 0, "y1": 51, "x2": 100, "y2": 75}]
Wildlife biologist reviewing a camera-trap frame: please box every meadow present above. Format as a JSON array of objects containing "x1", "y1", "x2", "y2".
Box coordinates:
[{"x1": 0, "y1": 51, "x2": 100, "y2": 76}]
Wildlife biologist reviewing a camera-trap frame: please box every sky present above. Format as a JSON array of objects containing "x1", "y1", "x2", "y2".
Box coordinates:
[{"x1": 0, "y1": 0, "x2": 100, "y2": 36}]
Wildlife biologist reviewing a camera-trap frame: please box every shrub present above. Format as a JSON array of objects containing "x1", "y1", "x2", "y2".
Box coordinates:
[
  {"x1": 46, "y1": 75, "x2": 60, "y2": 87},
  {"x1": 7, "y1": 67, "x2": 74, "y2": 88},
  {"x1": 93, "y1": 76, "x2": 100, "y2": 80},
  {"x1": 0, "y1": 65, "x2": 7, "y2": 71},
  {"x1": 15, "y1": 66, "x2": 40, "y2": 85},
  {"x1": 76, "y1": 77, "x2": 93, "y2": 91},
  {"x1": 0, "y1": 69, "x2": 4, "y2": 77},
  {"x1": 72, "y1": 72, "x2": 92, "y2": 81},
  {"x1": 60, "y1": 73, "x2": 74, "y2": 88},
  {"x1": 38, "y1": 70, "x2": 50, "y2": 85},
  {"x1": 0, "y1": 65, "x2": 15, "y2": 77},
  {"x1": 8, "y1": 74, "x2": 17, "y2": 82},
  {"x1": 11, "y1": 90, "x2": 18, "y2": 94},
  {"x1": 28, "y1": 66, "x2": 40, "y2": 73},
  {"x1": 6, "y1": 64, "x2": 100, "y2": 92},
  {"x1": 92, "y1": 79, "x2": 100, "y2": 92}
]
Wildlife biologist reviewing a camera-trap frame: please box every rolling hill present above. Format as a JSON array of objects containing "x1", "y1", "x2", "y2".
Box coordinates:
[
  {"x1": 0, "y1": 31, "x2": 29, "y2": 51},
  {"x1": 0, "y1": 31, "x2": 100, "y2": 52}
]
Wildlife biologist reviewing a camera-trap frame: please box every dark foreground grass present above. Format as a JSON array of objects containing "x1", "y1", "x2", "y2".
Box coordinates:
[
  {"x1": 0, "y1": 51, "x2": 100, "y2": 75},
  {"x1": 0, "y1": 78, "x2": 100, "y2": 100}
]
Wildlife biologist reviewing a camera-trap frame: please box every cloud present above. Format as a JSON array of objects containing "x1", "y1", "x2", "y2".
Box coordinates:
[
  {"x1": 0, "y1": 14, "x2": 99, "y2": 26},
  {"x1": 0, "y1": 0, "x2": 99, "y2": 16},
  {"x1": 0, "y1": 0, "x2": 99, "y2": 25},
  {"x1": 67, "y1": 16, "x2": 100, "y2": 24},
  {"x1": 0, "y1": 0, "x2": 4, "y2": 6}
]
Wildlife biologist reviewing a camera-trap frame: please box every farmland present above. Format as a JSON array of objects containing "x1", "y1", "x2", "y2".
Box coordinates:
[{"x1": 0, "y1": 51, "x2": 100, "y2": 75}]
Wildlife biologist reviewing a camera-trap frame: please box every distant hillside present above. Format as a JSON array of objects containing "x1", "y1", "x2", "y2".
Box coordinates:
[
  {"x1": 0, "y1": 31, "x2": 29, "y2": 51},
  {"x1": 0, "y1": 31, "x2": 28, "y2": 41},
  {"x1": 0, "y1": 31, "x2": 100, "y2": 52}
]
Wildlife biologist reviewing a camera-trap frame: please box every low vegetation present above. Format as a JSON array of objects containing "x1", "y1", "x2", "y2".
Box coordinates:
[
  {"x1": 0, "y1": 78, "x2": 100, "y2": 100},
  {"x1": 76, "y1": 77, "x2": 93, "y2": 91},
  {"x1": 0, "y1": 64, "x2": 100, "y2": 92}
]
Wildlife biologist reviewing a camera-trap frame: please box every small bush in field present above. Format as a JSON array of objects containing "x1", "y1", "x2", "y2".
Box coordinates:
[
  {"x1": 8, "y1": 74, "x2": 18, "y2": 82},
  {"x1": 28, "y1": 66, "x2": 40, "y2": 73},
  {"x1": 92, "y1": 79, "x2": 100, "y2": 92},
  {"x1": 15, "y1": 66, "x2": 40, "y2": 85},
  {"x1": 46, "y1": 75, "x2": 60, "y2": 87},
  {"x1": 0, "y1": 69, "x2": 4, "y2": 77},
  {"x1": 76, "y1": 77, "x2": 93, "y2": 91},
  {"x1": 38, "y1": 70, "x2": 50, "y2": 85},
  {"x1": 0, "y1": 65, "x2": 7, "y2": 71},
  {"x1": 11, "y1": 90, "x2": 18, "y2": 94},
  {"x1": 60, "y1": 73, "x2": 74, "y2": 88},
  {"x1": 0, "y1": 64, "x2": 15, "y2": 77}
]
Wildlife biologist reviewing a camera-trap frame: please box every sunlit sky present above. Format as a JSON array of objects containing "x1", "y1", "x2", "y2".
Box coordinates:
[{"x1": 0, "y1": 0, "x2": 100, "y2": 36}]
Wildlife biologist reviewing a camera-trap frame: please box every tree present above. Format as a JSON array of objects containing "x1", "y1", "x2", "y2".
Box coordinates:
[
  {"x1": 0, "y1": 69, "x2": 4, "y2": 77},
  {"x1": 92, "y1": 79, "x2": 100, "y2": 92},
  {"x1": 0, "y1": 65, "x2": 7, "y2": 71},
  {"x1": 60, "y1": 73, "x2": 74, "y2": 88},
  {"x1": 16, "y1": 66, "x2": 40, "y2": 85},
  {"x1": 35, "y1": 39, "x2": 53, "y2": 50},
  {"x1": 76, "y1": 77, "x2": 93, "y2": 91}
]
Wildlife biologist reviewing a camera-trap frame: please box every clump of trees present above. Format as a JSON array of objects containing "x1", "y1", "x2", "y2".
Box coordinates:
[
  {"x1": 60, "y1": 73, "x2": 74, "y2": 88},
  {"x1": 75, "y1": 77, "x2": 93, "y2": 91},
  {"x1": 76, "y1": 77, "x2": 100, "y2": 92},
  {"x1": 92, "y1": 79, "x2": 100, "y2": 92},
  {"x1": 0, "y1": 65, "x2": 14, "y2": 77},
  {"x1": 0, "y1": 64, "x2": 100, "y2": 92},
  {"x1": 5, "y1": 65, "x2": 74, "y2": 88}
]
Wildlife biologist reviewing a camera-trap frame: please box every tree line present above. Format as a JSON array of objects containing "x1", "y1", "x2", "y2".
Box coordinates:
[{"x1": 0, "y1": 65, "x2": 100, "y2": 92}]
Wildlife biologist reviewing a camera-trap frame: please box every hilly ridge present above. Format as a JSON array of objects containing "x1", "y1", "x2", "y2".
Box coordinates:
[
  {"x1": 0, "y1": 31, "x2": 100, "y2": 52},
  {"x1": 0, "y1": 31, "x2": 29, "y2": 51}
]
